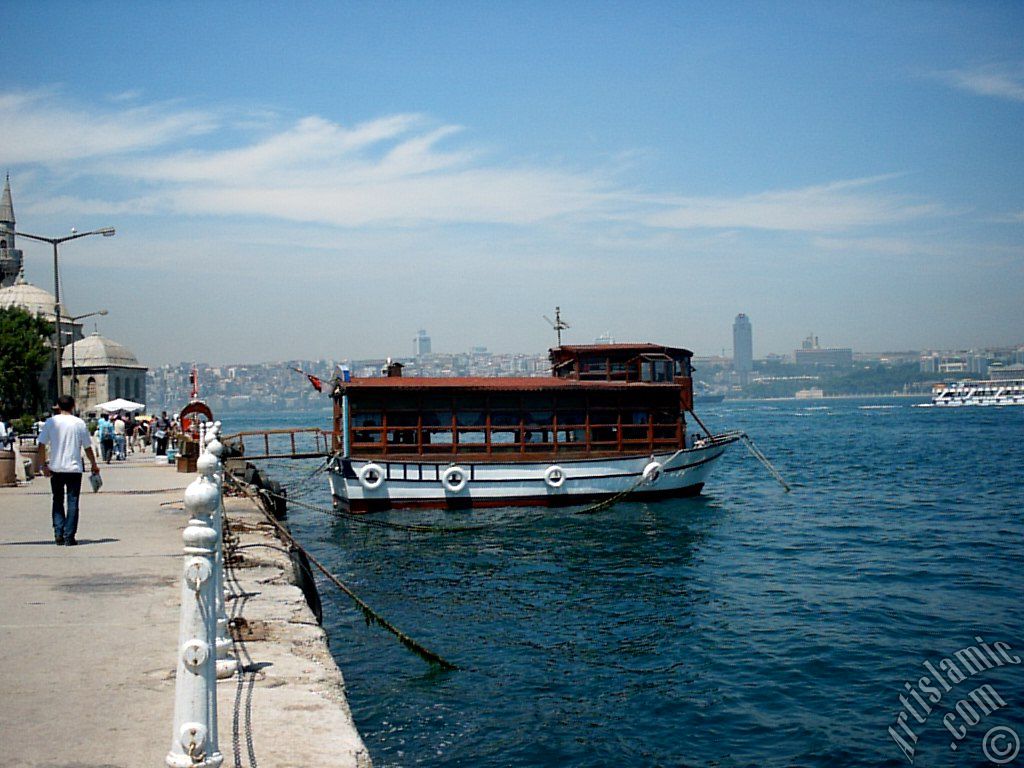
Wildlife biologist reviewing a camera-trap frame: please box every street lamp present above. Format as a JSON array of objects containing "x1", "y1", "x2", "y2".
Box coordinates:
[
  {"x1": 16, "y1": 227, "x2": 116, "y2": 398},
  {"x1": 64, "y1": 309, "x2": 109, "y2": 400}
]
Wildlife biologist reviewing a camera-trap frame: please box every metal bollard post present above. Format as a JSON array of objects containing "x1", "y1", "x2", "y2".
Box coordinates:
[
  {"x1": 166, "y1": 470, "x2": 224, "y2": 767},
  {"x1": 203, "y1": 422, "x2": 237, "y2": 679}
]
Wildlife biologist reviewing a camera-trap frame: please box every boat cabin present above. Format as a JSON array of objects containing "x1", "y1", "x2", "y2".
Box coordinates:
[
  {"x1": 332, "y1": 344, "x2": 695, "y2": 462},
  {"x1": 549, "y1": 343, "x2": 693, "y2": 384}
]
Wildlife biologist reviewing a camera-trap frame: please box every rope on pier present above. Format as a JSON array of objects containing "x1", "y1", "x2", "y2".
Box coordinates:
[{"x1": 227, "y1": 476, "x2": 459, "y2": 671}]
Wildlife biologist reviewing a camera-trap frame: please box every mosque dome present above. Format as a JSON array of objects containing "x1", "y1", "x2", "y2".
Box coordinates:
[
  {"x1": 62, "y1": 332, "x2": 143, "y2": 368},
  {"x1": 0, "y1": 276, "x2": 60, "y2": 319}
]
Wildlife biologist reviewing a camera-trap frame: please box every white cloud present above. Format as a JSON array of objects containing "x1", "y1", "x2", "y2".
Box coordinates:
[
  {"x1": 639, "y1": 176, "x2": 939, "y2": 232},
  {"x1": 1, "y1": 89, "x2": 943, "y2": 234},
  {"x1": 932, "y1": 63, "x2": 1024, "y2": 102},
  {"x1": 0, "y1": 90, "x2": 216, "y2": 163}
]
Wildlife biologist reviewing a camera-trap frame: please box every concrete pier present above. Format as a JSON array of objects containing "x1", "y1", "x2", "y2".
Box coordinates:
[{"x1": 0, "y1": 452, "x2": 370, "y2": 767}]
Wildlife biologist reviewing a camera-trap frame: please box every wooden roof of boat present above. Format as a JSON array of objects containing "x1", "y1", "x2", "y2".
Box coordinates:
[
  {"x1": 335, "y1": 377, "x2": 681, "y2": 392},
  {"x1": 549, "y1": 343, "x2": 693, "y2": 356}
]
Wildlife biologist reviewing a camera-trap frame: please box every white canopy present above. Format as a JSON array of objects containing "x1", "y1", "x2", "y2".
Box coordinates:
[{"x1": 95, "y1": 398, "x2": 146, "y2": 413}]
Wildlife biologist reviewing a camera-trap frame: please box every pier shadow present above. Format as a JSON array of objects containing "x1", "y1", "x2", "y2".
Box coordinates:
[{"x1": 0, "y1": 537, "x2": 121, "y2": 547}]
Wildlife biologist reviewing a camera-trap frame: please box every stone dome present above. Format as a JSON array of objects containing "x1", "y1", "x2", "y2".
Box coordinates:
[
  {"x1": 0, "y1": 277, "x2": 60, "y2": 319},
  {"x1": 62, "y1": 332, "x2": 143, "y2": 368}
]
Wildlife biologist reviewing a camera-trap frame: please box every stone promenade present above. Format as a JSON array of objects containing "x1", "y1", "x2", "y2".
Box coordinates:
[{"x1": 0, "y1": 451, "x2": 369, "y2": 768}]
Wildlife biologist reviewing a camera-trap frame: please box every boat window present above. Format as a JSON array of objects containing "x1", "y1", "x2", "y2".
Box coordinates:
[
  {"x1": 524, "y1": 410, "x2": 554, "y2": 427},
  {"x1": 556, "y1": 409, "x2": 585, "y2": 427},
  {"x1": 625, "y1": 410, "x2": 649, "y2": 425},
  {"x1": 421, "y1": 409, "x2": 453, "y2": 427},
  {"x1": 421, "y1": 394, "x2": 453, "y2": 410},
  {"x1": 455, "y1": 411, "x2": 486, "y2": 426},
  {"x1": 352, "y1": 412, "x2": 382, "y2": 427},
  {"x1": 456, "y1": 427, "x2": 487, "y2": 444},
  {"x1": 488, "y1": 394, "x2": 521, "y2": 411},
  {"x1": 490, "y1": 411, "x2": 520, "y2": 427}
]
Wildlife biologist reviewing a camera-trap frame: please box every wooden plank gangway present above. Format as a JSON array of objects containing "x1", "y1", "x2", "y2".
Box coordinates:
[{"x1": 220, "y1": 427, "x2": 334, "y2": 460}]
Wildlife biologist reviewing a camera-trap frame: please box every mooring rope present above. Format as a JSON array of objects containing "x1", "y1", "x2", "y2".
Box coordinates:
[
  {"x1": 227, "y1": 476, "x2": 458, "y2": 671},
  {"x1": 738, "y1": 433, "x2": 791, "y2": 492}
]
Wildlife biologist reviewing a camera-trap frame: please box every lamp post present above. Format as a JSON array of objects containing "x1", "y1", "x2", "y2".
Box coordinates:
[
  {"x1": 64, "y1": 309, "x2": 109, "y2": 401},
  {"x1": 16, "y1": 227, "x2": 116, "y2": 398}
]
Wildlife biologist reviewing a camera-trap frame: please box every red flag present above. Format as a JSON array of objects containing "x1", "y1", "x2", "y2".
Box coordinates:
[{"x1": 307, "y1": 374, "x2": 323, "y2": 392}]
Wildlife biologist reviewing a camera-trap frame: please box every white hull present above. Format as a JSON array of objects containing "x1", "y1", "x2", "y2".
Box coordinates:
[
  {"x1": 927, "y1": 379, "x2": 1024, "y2": 407},
  {"x1": 329, "y1": 439, "x2": 735, "y2": 511}
]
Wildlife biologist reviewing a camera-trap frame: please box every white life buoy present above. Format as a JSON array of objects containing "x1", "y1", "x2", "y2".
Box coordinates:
[
  {"x1": 442, "y1": 465, "x2": 468, "y2": 493},
  {"x1": 642, "y1": 460, "x2": 663, "y2": 485},
  {"x1": 358, "y1": 462, "x2": 385, "y2": 491},
  {"x1": 544, "y1": 465, "x2": 566, "y2": 488}
]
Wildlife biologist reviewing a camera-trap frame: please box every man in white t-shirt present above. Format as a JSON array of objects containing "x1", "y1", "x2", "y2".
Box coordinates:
[{"x1": 37, "y1": 395, "x2": 101, "y2": 546}]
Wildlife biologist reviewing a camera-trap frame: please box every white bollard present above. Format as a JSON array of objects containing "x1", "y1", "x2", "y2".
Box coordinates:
[
  {"x1": 202, "y1": 424, "x2": 238, "y2": 679},
  {"x1": 166, "y1": 472, "x2": 224, "y2": 768}
]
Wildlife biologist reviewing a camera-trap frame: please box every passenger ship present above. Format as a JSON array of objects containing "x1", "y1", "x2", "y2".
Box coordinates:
[
  {"x1": 928, "y1": 378, "x2": 1024, "y2": 407},
  {"x1": 328, "y1": 343, "x2": 740, "y2": 511}
]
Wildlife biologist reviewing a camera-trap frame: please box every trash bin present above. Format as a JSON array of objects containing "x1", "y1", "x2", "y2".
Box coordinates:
[
  {"x1": 19, "y1": 438, "x2": 42, "y2": 477},
  {"x1": 0, "y1": 449, "x2": 16, "y2": 487}
]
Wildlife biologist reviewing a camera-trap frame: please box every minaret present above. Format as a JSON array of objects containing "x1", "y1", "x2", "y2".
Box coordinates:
[{"x1": 0, "y1": 174, "x2": 24, "y2": 288}]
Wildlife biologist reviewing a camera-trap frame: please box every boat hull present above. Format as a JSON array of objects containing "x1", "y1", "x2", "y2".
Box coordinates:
[{"x1": 328, "y1": 440, "x2": 734, "y2": 512}]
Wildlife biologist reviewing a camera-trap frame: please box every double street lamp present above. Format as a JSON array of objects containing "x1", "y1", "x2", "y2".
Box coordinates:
[
  {"x1": 16, "y1": 227, "x2": 116, "y2": 398},
  {"x1": 64, "y1": 309, "x2": 109, "y2": 400}
]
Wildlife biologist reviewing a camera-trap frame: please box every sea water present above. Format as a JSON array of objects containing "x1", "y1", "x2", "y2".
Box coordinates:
[{"x1": 239, "y1": 398, "x2": 1024, "y2": 767}]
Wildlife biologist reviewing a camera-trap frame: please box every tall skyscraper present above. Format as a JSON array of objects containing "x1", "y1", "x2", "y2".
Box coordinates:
[
  {"x1": 733, "y1": 313, "x2": 753, "y2": 385},
  {"x1": 413, "y1": 329, "x2": 432, "y2": 357}
]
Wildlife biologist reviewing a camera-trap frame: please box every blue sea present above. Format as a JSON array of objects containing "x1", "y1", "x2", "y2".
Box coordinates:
[{"x1": 231, "y1": 398, "x2": 1024, "y2": 767}]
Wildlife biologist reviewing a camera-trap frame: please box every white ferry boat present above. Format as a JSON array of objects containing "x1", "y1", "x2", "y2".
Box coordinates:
[
  {"x1": 327, "y1": 343, "x2": 740, "y2": 511},
  {"x1": 928, "y1": 378, "x2": 1024, "y2": 407}
]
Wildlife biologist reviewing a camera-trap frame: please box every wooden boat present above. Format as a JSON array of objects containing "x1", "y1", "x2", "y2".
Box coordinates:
[{"x1": 327, "y1": 343, "x2": 740, "y2": 511}]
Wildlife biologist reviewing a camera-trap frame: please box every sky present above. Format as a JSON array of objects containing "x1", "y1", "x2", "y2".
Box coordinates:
[{"x1": 1, "y1": 1, "x2": 1022, "y2": 366}]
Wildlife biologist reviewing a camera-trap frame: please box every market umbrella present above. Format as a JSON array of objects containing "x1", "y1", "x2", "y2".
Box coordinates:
[{"x1": 95, "y1": 398, "x2": 146, "y2": 413}]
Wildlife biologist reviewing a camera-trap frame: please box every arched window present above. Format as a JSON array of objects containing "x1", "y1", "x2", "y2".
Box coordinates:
[
  {"x1": 113, "y1": 377, "x2": 121, "y2": 398},
  {"x1": 133, "y1": 378, "x2": 141, "y2": 401},
  {"x1": 86, "y1": 377, "x2": 97, "y2": 399}
]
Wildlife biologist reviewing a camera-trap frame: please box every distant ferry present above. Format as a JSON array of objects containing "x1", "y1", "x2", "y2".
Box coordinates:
[
  {"x1": 327, "y1": 343, "x2": 740, "y2": 511},
  {"x1": 926, "y1": 378, "x2": 1024, "y2": 407}
]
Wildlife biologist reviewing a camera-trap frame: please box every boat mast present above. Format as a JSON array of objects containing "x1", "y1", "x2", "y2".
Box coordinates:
[{"x1": 544, "y1": 306, "x2": 571, "y2": 347}]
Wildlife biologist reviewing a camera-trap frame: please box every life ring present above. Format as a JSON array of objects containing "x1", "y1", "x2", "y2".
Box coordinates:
[
  {"x1": 442, "y1": 465, "x2": 468, "y2": 493},
  {"x1": 642, "y1": 461, "x2": 663, "y2": 485},
  {"x1": 358, "y1": 463, "x2": 385, "y2": 491},
  {"x1": 544, "y1": 465, "x2": 566, "y2": 488}
]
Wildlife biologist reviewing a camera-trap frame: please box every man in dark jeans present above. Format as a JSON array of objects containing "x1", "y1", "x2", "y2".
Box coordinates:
[
  {"x1": 37, "y1": 395, "x2": 101, "y2": 546},
  {"x1": 154, "y1": 411, "x2": 171, "y2": 456}
]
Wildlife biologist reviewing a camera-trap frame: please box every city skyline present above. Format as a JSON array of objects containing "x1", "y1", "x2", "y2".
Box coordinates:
[{"x1": 1, "y1": 3, "x2": 1021, "y2": 365}]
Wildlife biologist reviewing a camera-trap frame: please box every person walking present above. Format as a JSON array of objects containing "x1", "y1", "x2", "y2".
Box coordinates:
[
  {"x1": 154, "y1": 411, "x2": 171, "y2": 456},
  {"x1": 37, "y1": 395, "x2": 100, "y2": 546},
  {"x1": 126, "y1": 414, "x2": 139, "y2": 454},
  {"x1": 113, "y1": 413, "x2": 127, "y2": 461},
  {"x1": 96, "y1": 412, "x2": 115, "y2": 463}
]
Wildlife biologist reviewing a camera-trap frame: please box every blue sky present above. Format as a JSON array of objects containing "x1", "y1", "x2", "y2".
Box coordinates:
[{"x1": 2, "y1": 1, "x2": 1022, "y2": 365}]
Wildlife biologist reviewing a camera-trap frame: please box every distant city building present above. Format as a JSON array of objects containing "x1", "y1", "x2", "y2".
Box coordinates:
[
  {"x1": 988, "y1": 363, "x2": 1024, "y2": 381},
  {"x1": 0, "y1": 175, "x2": 23, "y2": 289},
  {"x1": 794, "y1": 334, "x2": 853, "y2": 368},
  {"x1": 595, "y1": 332, "x2": 615, "y2": 345},
  {"x1": 413, "y1": 329, "x2": 432, "y2": 357},
  {"x1": 732, "y1": 313, "x2": 753, "y2": 385},
  {"x1": 921, "y1": 351, "x2": 989, "y2": 377}
]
